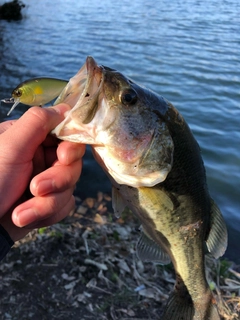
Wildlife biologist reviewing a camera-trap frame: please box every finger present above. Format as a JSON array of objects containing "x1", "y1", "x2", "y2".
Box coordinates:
[
  {"x1": 0, "y1": 209, "x2": 31, "y2": 242},
  {"x1": 12, "y1": 187, "x2": 75, "y2": 227},
  {"x1": 57, "y1": 141, "x2": 86, "y2": 165},
  {"x1": 1, "y1": 104, "x2": 70, "y2": 162},
  {"x1": 30, "y1": 159, "x2": 82, "y2": 196},
  {"x1": 25, "y1": 195, "x2": 75, "y2": 228}
]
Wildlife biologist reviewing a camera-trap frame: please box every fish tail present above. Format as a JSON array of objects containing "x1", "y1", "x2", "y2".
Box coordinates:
[{"x1": 161, "y1": 290, "x2": 220, "y2": 320}]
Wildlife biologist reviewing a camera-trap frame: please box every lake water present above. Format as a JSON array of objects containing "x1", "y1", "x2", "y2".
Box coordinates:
[{"x1": 0, "y1": 0, "x2": 239, "y2": 262}]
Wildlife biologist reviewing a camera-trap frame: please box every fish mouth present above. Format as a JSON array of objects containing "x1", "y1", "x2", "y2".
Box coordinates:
[{"x1": 52, "y1": 56, "x2": 104, "y2": 143}]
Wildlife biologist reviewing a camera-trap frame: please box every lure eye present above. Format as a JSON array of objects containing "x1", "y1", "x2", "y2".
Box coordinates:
[
  {"x1": 13, "y1": 89, "x2": 22, "y2": 97},
  {"x1": 120, "y1": 89, "x2": 138, "y2": 106}
]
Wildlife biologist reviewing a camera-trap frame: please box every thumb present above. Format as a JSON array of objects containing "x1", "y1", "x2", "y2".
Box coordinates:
[
  {"x1": 0, "y1": 104, "x2": 70, "y2": 162},
  {"x1": 0, "y1": 120, "x2": 16, "y2": 134}
]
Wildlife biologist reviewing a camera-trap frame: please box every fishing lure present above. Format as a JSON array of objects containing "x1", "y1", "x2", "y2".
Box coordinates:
[{"x1": 1, "y1": 77, "x2": 68, "y2": 115}]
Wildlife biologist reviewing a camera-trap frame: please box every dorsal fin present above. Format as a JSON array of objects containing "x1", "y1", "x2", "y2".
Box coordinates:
[
  {"x1": 137, "y1": 229, "x2": 171, "y2": 265},
  {"x1": 206, "y1": 199, "x2": 228, "y2": 259}
]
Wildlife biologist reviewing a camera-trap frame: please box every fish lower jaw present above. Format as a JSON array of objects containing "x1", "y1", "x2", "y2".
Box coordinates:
[
  {"x1": 52, "y1": 124, "x2": 97, "y2": 144},
  {"x1": 110, "y1": 169, "x2": 169, "y2": 188},
  {"x1": 94, "y1": 146, "x2": 170, "y2": 187},
  {"x1": 54, "y1": 133, "x2": 97, "y2": 144},
  {"x1": 52, "y1": 117, "x2": 100, "y2": 144}
]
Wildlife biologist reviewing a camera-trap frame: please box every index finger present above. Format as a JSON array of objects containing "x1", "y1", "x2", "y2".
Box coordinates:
[{"x1": 1, "y1": 104, "x2": 70, "y2": 161}]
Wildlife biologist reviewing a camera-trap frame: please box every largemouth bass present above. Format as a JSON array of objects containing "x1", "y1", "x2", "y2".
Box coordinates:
[
  {"x1": 1, "y1": 77, "x2": 68, "y2": 116},
  {"x1": 53, "y1": 56, "x2": 227, "y2": 319}
]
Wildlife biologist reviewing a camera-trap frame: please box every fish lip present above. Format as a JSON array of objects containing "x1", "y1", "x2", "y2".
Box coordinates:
[
  {"x1": 80, "y1": 56, "x2": 104, "y2": 124},
  {"x1": 78, "y1": 56, "x2": 104, "y2": 106},
  {"x1": 52, "y1": 57, "x2": 105, "y2": 142},
  {"x1": 85, "y1": 56, "x2": 97, "y2": 87},
  {"x1": 85, "y1": 56, "x2": 104, "y2": 94},
  {"x1": 86, "y1": 56, "x2": 98, "y2": 73}
]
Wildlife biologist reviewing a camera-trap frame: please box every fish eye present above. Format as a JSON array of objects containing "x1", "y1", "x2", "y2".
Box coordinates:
[
  {"x1": 120, "y1": 88, "x2": 138, "y2": 106},
  {"x1": 14, "y1": 89, "x2": 22, "y2": 97}
]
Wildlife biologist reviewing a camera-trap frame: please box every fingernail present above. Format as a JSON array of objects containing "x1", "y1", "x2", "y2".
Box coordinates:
[
  {"x1": 36, "y1": 179, "x2": 54, "y2": 195},
  {"x1": 14, "y1": 208, "x2": 38, "y2": 227}
]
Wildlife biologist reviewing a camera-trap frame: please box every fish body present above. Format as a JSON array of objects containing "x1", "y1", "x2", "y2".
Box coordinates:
[
  {"x1": 1, "y1": 77, "x2": 67, "y2": 115},
  {"x1": 52, "y1": 57, "x2": 227, "y2": 319}
]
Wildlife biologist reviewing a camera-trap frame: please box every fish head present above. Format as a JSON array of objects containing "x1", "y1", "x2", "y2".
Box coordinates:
[{"x1": 52, "y1": 56, "x2": 174, "y2": 187}]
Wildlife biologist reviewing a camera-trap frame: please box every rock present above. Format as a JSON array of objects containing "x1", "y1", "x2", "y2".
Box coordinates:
[{"x1": 0, "y1": 0, "x2": 25, "y2": 21}]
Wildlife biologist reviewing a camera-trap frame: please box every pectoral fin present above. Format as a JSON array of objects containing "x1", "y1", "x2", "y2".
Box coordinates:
[
  {"x1": 112, "y1": 186, "x2": 127, "y2": 218},
  {"x1": 206, "y1": 199, "x2": 228, "y2": 259},
  {"x1": 137, "y1": 228, "x2": 171, "y2": 265}
]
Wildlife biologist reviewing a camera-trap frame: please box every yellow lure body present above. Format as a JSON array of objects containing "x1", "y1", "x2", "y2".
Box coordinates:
[{"x1": 2, "y1": 77, "x2": 68, "y2": 115}]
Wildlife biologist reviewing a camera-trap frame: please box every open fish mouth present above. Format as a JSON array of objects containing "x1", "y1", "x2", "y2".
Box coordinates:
[{"x1": 52, "y1": 56, "x2": 104, "y2": 142}]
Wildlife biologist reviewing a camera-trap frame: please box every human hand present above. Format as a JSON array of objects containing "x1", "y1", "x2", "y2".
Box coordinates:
[{"x1": 0, "y1": 104, "x2": 85, "y2": 242}]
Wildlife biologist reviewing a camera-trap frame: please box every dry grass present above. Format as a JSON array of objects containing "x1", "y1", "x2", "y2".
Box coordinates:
[{"x1": 0, "y1": 192, "x2": 239, "y2": 320}]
